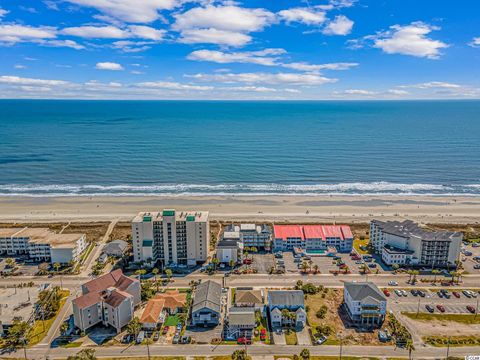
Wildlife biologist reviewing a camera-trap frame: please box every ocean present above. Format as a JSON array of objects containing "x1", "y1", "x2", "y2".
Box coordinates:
[{"x1": 0, "y1": 99, "x2": 479, "y2": 197}]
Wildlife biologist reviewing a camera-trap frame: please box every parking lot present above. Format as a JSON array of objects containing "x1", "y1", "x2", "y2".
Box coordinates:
[
  {"x1": 251, "y1": 253, "x2": 274, "y2": 274},
  {"x1": 387, "y1": 288, "x2": 480, "y2": 314}
]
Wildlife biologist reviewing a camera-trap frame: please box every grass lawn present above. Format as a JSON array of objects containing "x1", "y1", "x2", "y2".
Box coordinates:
[
  {"x1": 253, "y1": 312, "x2": 270, "y2": 344},
  {"x1": 284, "y1": 330, "x2": 298, "y2": 345},
  {"x1": 29, "y1": 289, "x2": 70, "y2": 346},
  {"x1": 63, "y1": 342, "x2": 82, "y2": 348},
  {"x1": 275, "y1": 357, "x2": 381, "y2": 360},
  {"x1": 164, "y1": 315, "x2": 181, "y2": 326},
  {"x1": 402, "y1": 312, "x2": 480, "y2": 324},
  {"x1": 79, "y1": 242, "x2": 95, "y2": 264},
  {"x1": 424, "y1": 335, "x2": 480, "y2": 347},
  {"x1": 93, "y1": 357, "x2": 186, "y2": 360},
  {"x1": 353, "y1": 238, "x2": 370, "y2": 255},
  {"x1": 231, "y1": 288, "x2": 236, "y2": 305}
]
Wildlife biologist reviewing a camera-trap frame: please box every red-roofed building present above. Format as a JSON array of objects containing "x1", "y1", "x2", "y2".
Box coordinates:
[
  {"x1": 73, "y1": 270, "x2": 140, "y2": 333},
  {"x1": 273, "y1": 225, "x2": 353, "y2": 253}
]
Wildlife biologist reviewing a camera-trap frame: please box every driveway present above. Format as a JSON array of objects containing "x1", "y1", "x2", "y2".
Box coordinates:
[
  {"x1": 271, "y1": 329, "x2": 286, "y2": 345},
  {"x1": 296, "y1": 326, "x2": 311, "y2": 345}
]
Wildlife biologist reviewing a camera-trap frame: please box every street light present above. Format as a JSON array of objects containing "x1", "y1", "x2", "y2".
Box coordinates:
[{"x1": 446, "y1": 336, "x2": 451, "y2": 359}]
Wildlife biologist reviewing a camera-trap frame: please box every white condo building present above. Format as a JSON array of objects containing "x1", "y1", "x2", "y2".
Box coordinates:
[
  {"x1": 0, "y1": 228, "x2": 87, "y2": 264},
  {"x1": 132, "y1": 210, "x2": 209, "y2": 266},
  {"x1": 222, "y1": 224, "x2": 272, "y2": 250},
  {"x1": 370, "y1": 220, "x2": 462, "y2": 268}
]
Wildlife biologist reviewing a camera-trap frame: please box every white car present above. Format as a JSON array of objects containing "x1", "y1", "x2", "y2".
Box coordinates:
[
  {"x1": 316, "y1": 336, "x2": 327, "y2": 345},
  {"x1": 401, "y1": 290, "x2": 408, "y2": 297},
  {"x1": 388, "y1": 281, "x2": 398, "y2": 286},
  {"x1": 394, "y1": 289, "x2": 402, "y2": 296}
]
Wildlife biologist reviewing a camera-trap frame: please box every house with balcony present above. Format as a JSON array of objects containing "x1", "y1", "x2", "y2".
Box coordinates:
[
  {"x1": 225, "y1": 307, "x2": 256, "y2": 340},
  {"x1": 268, "y1": 290, "x2": 306, "y2": 329},
  {"x1": 343, "y1": 282, "x2": 387, "y2": 328},
  {"x1": 191, "y1": 280, "x2": 221, "y2": 327}
]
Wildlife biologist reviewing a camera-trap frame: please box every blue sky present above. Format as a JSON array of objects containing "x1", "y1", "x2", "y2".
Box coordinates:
[{"x1": 0, "y1": 0, "x2": 479, "y2": 99}]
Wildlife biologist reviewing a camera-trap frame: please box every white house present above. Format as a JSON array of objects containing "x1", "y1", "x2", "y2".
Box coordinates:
[
  {"x1": 268, "y1": 290, "x2": 306, "y2": 329},
  {"x1": 343, "y1": 282, "x2": 387, "y2": 328}
]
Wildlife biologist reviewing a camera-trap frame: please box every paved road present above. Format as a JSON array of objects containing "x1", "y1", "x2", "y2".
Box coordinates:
[
  {"x1": 7, "y1": 343, "x2": 478, "y2": 360},
  {"x1": 81, "y1": 219, "x2": 118, "y2": 276}
]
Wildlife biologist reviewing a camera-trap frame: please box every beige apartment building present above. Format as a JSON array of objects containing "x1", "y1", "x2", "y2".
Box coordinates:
[
  {"x1": 0, "y1": 227, "x2": 87, "y2": 264},
  {"x1": 132, "y1": 209, "x2": 209, "y2": 266}
]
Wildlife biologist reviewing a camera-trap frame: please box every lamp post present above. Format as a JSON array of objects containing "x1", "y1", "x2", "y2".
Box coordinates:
[
  {"x1": 446, "y1": 336, "x2": 451, "y2": 359},
  {"x1": 476, "y1": 294, "x2": 480, "y2": 319}
]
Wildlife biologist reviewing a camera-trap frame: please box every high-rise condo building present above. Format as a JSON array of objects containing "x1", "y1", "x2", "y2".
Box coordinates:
[{"x1": 132, "y1": 209, "x2": 209, "y2": 266}]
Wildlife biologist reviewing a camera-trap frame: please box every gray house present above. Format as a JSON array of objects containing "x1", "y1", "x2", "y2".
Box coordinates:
[
  {"x1": 191, "y1": 280, "x2": 222, "y2": 327},
  {"x1": 103, "y1": 240, "x2": 129, "y2": 257},
  {"x1": 268, "y1": 290, "x2": 306, "y2": 329},
  {"x1": 225, "y1": 307, "x2": 256, "y2": 340},
  {"x1": 343, "y1": 282, "x2": 387, "y2": 328}
]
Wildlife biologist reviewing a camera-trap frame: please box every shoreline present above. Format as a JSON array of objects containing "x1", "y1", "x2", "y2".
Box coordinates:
[{"x1": 0, "y1": 195, "x2": 479, "y2": 223}]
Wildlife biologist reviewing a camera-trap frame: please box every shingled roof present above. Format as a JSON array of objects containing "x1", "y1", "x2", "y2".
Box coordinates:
[
  {"x1": 192, "y1": 280, "x2": 221, "y2": 314},
  {"x1": 344, "y1": 282, "x2": 386, "y2": 304}
]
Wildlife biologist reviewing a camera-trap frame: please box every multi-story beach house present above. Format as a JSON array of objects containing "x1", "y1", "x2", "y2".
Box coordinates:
[
  {"x1": 273, "y1": 225, "x2": 353, "y2": 253},
  {"x1": 268, "y1": 290, "x2": 306, "y2": 329},
  {"x1": 222, "y1": 224, "x2": 272, "y2": 250},
  {"x1": 370, "y1": 220, "x2": 462, "y2": 268},
  {"x1": 0, "y1": 227, "x2": 87, "y2": 264},
  {"x1": 343, "y1": 282, "x2": 387, "y2": 328},
  {"x1": 132, "y1": 209, "x2": 209, "y2": 266},
  {"x1": 191, "y1": 280, "x2": 222, "y2": 327},
  {"x1": 72, "y1": 269, "x2": 141, "y2": 334}
]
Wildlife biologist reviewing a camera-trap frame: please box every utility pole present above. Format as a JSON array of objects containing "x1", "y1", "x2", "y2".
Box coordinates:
[
  {"x1": 416, "y1": 296, "x2": 421, "y2": 318},
  {"x1": 446, "y1": 336, "x2": 451, "y2": 359},
  {"x1": 476, "y1": 294, "x2": 480, "y2": 319},
  {"x1": 146, "y1": 337, "x2": 151, "y2": 360},
  {"x1": 339, "y1": 337, "x2": 343, "y2": 360}
]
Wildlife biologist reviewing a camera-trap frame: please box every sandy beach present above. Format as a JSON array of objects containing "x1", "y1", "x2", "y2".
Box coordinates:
[{"x1": 0, "y1": 195, "x2": 479, "y2": 224}]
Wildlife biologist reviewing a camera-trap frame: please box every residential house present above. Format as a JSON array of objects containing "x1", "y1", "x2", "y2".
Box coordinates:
[
  {"x1": 140, "y1": 290, "x2": 187, "y2": 330},
  {"x1": 222, "y1": 224, "x2": 272, "y2": 250},
  {"x1": 73, "y1": 269, "x2": 141, "y2": 333},
  {"x1": 103, "y1": 240, "x2": 129, "y2": 257},
  {"x1": 225, "y1": 307, "x2": 256, "y2": 340},
  {"x1": 191, "y1": 280, "x2": 222, "y2": 327},
  {"x1": 234, "y1": 289, "x2": 264, "y2": 311},
  {"x1": 268, "y1": 290, "x2": 306, "y2": 329},
  {"x1": 216, "y1": 239, "x2": 243, "y2": 264},
  {"x1": 343, "y1": 282, "x2": 387, "y2": 328}
]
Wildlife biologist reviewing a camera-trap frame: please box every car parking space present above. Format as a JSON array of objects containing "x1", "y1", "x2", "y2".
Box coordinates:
[
  {"x1": 271, "y1": 329, "x2": 286, "y2": 345},
  {"x1": 296, "y1": 326, "x2": 311, "y2": 345},
  {"x1": 310, "y1": 256, "x2": 339, "y2": 274},
  {"x1": 184, "y1": 324, "x2": 223, "y2": 344},
  {"x1": 252, "y1": 253, "x2": 274, "y2": 274},
  {"x1": 282, "y1": 252, "x2": 299, "y2": 273}
]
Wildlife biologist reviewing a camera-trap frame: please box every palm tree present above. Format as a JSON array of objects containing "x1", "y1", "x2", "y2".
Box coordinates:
[
  {"x1": 53, "y1": 262, "x2": 61, "y2": 273},
  {"x1": 432, "y1": 269, "x2": 441, "y2": 283},
  {"x1": 281, "y1": 309, "x2": 290, "y2": 326},
  {"x1": 229, "y1": 259, "x2": 235, "y2": 268},
  {"x1": 126, "y1": 317, "x2": 141, "y2": 337},
  {"x1": 60, "y1": 322, "x2": 69, "y2": 336},
  {"x1": 212, "y1": 257, "x2": 219, "y2": 270},
  {"x1": 135, "y1": 269, "x2": 146, "y2": 281},
  {"x1": 313, "y1": 264, "x2": 319, "y2": 274},
  {"x1": 301, "y1": 261, "x2": 308, "y2": 274},
  {"x1": 152, "y1": 268, "x2": 159, "y2": 291},
  {"x1": 405, "y1": 339, "x2": 415, "y2": 360},
  {"x1": 412, "y1": 270, "x2": 419, "y2": 284},
  {"x1": 164, "y1": 268, "x2": 173, "y2": 283},
  {"x1": 299, "y1": 348, "x2": 310, "y2": 360},
  {"x1": 5, "y1": 258, "x2": 15, "y2": 268},
  {"x1": 406, "y1": 269, "x2": 413, "y2": 283}
]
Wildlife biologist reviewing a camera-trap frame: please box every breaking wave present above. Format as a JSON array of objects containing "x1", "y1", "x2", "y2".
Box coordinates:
[{"x1": 0, "y1": 182, "x2": 478, "y2": 197}]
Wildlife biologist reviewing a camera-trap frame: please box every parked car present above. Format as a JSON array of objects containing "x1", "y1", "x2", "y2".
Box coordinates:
[
  {"x1": 315, "y1": 336, "x2": 327, "y2": 345},
  {"x1": 474, "y1": 264, "x2": 480, "y2": 270},
  {"x1": 181, "y1": 336, "x2": 191, "y2": 344},
  {"x1": 411, "y1": 289, "x2": 419, "y2": 296},
  {"x1": 136, "y1": 331, "x2": 145, "y2": 344},
  {"x1": 437, "y1": 291, "x2": 444, "y2": 298},
  {"x1": 172, "y1": 335, "x2": 180, "y2": 344},
  {"x1": 467, "y1": 305, "x2": 476, "y2": 314},
  {"x1": 237, "y1": 337, "x2": 252, "y2": 345},
  {"x1": 437, "y1": 305, "x2": 446, "y2": 313},
  {"x1": 383, "y1": 289, "x2": 390, "y2": 297},
  {"x1": 425, "y1": 305, "x2": 434, "y2": 313},
  {"x1": 418, "y1": 290, "x2": 426, "y2": 297},
  {"x1": 153, "y1": 332, "x2": 159, "y2": 341},
  {"x1": 401, "y1": 290, "x2": 408, "y2": 297},
  {"x1": 463, "y1": 290, "x2": 473, "y2": 298},
  {"x1": 452, "y1": 291, "x2": 461, "y2": 298},
  {"x1": 162, "y1": 326, "x2": 169, "y2": 335},
  {"x1": 394, "y1": 289, "x2": 402, "y2": 296},
  {"x1": 388, "y1": 281, "x2": 398, "y2": 286},
  {"x1": 368, "y1": 263, "x2": 377, "y2": 268}
]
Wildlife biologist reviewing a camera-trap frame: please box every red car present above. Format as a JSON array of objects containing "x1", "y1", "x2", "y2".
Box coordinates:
[
  {"x1": 237, "y1": 337, "x2": 252, "y2": 345},
  {"x1": 467, "y1": 305, "x2": 476, "y2": 314},
  {"x1": 243, "y1": 259, "x2": 252, "y2": 265},
  {"x1": 383, "y1": 289, "x2": 390, "y2": 297},
  {"x1": 260, "y1": 330, "x2": 266, "y2": 341},
  {"x1": 437, "y1": 305, "x2": 446, "y2": 313},
  {"x1": 162, "y1": 326, "x2": 169, "y2": 335},
  {"x1": 452, "y1": 291, "x2": 461, "y2": 298}
]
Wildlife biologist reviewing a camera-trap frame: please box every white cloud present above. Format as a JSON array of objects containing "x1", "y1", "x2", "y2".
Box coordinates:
[
  {"x1": 0, "y1": 24, "x2": 56, "y2": 44},
  {"x1": 61, "y1": 25, "x2": 127, "y2": 39},
  {"x1": 187, "y1": 72, "x2": 337, "y2": 85},
  {"x1": 95, "y1": 62, "x2": 124, "y2": 71},
  {"x1": 187, "y1": 49, "x2": 358, "y2": 73},
  {"x1": 173, "y1": 6, "x2": 275, "y2": 33},
  {"x1": 322, "y1": 15, "x2": 354, "y2": 35},
  {"x1": 400, "y1": 81, "x2": 461, "y2": 89},
  {"x1": 187, "y1": 48, "x2": 285, "y2": 66},
  {"x1": 343, "y1": 89, "x2": 377, "y2": 95},
  {"x1": 14, "y1": 64, "x2": 27, "y2": 69},
  {"x1": 387, "y1": 89, "x2": 409, "y2": 95},
  {"x1": 40, "y1": 39, "x2": 85, "y2": 50},
  {"x1": 64, "y1": 0, "x2": 179, "y2": 23},
  {"x1": 223, "y1": 86, "x2": 277, "y2": 92},
  {"x1": 173, "y1": 5, "x2": 274, "y2": 46},
  {"x1": 0, "y1": 7, "x2": 9, "y2": 17},
  {"x1": 136, "y1": 81, "x2": 213, "y2": 91},
  {"x1": 278, "y1": 7, "x2": 326, "y2": 25},
  {"x1": 372, "y1": 22, "x2": 448, "y2": 59},
  {"x1": 469, "y1": 37, "x2": 480, "y2": 48},
  {"x1": 179, "y1": 28, "x2": 252, "y2": 47},
  {"x1": 0, "y1": 75, "x2": 70, "y2": 86},
  {"x1": 111, "y1": 40, "x2": 153, "y2": 53},
  {"x1": 128, "y1": 25, "x2": 165, "y2": 41}
]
